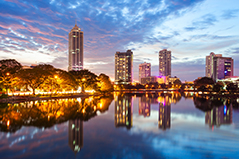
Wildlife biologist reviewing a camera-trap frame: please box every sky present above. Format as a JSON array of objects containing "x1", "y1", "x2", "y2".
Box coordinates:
[{"x1": 0, "y1": 0, "x2": 239, "y2": 82}]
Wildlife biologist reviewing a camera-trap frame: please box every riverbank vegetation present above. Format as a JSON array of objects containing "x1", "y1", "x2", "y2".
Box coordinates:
[{"x1": 0, "y1": 59, "x2": 113, "y2": 98}]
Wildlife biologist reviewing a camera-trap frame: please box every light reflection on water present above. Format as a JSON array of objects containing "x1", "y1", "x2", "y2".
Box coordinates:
[{"x1": 0, "y1": 93, "x2": 239, "y2": 159}]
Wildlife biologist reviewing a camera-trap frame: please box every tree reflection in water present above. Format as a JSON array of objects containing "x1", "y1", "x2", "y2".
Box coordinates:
[{"x1": 0, "y1": 95, "x2": 113, "y2": 133}]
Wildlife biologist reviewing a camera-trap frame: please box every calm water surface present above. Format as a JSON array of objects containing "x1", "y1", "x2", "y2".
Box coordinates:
[{"x1": 0, "y1": 93, "x2": 239, "y2": 159}]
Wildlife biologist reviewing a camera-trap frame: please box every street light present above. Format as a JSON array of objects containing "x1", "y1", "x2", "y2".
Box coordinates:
[
  {"x1": 6, "y1": 72, "x2": 10, "y2": 95},
  {"x1": 81, "y1": 77, "x2": 86, "y2": 93}
]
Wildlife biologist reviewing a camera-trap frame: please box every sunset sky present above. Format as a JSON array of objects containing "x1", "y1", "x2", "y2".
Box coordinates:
[{"x1": 0, "y1": 0, "x2": 238, "y2": 81}]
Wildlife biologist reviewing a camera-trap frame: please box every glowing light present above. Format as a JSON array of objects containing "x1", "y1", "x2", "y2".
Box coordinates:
[
  {"x1": 7, "y1": 120, "x2": 10, "y2": 127},
  {"x1": 224, "y1": 105, "x2": 227, "y2": 115}
]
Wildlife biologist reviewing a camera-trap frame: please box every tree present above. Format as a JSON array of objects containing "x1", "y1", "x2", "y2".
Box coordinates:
[
  {"x1": 54, "y1": 69, "x2": 78, "y2": 92},
  {"x1": 173, "y1": 79, "x2": 182, "y2": 88},
  {"x1": 213, "y1": 82, "x2": 224, "y2": 92},
  {"x1": 0, "y1": 59, "x2": 22, "y2": 76},
  {"x1": 17, "y1": 67, "x2": 51, "y2": 95},
  {"x1": 69, "y1": 70, "x2": 99, "y2": 93},
  {"x1": 160, "y1": 83, "x2": 166, "y2": 89},
  {"x1": 226, "y1": 83, "x2": 238, "y2": 93},
  {"x1": 0, "y1": 59, "x2": 22, "y2": 93},
  {"x1": 98, "y1": 73, "x2": 113, "y2": 93},
  {"x1": 194, "y1": 77, "x2": 214, "y2": 90}
]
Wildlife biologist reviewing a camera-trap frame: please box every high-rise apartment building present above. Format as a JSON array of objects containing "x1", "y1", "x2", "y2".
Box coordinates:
[
  {"x1": 139, "y1": 62, "x2": 151, "y2": 83},
  {"x1": 206, "y1": 52, "x2": 233, "y2": 81},
  {"x1": 115, "y1": 50, "x2": 133, "y2": 84},
  {"x1": 68, "y1": 23, "x2": 84, "y2": 71},
  {"x1": 159, "y1": 49, "x2": 171, "y2": 76}
]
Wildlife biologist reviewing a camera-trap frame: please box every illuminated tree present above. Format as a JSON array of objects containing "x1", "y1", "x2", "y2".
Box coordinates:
[
  {"x1": 0, "y1": 59, "x2": 22, "y2": 93},
  {"x1": 98, "y1": 73, "x2": 113, "y2": 93},
  {"x1": 17, "y1": 67, "x2": 51, "y2": 95},
  {"x1": 173, "y1": 79, "x2": 182, "y2": 88},
  {"x1": 53, "y1": 69, "x2": 78, "y2": 92},
  {"x1": 70, "y1": 70, "x2": 99, "y2": 92}
]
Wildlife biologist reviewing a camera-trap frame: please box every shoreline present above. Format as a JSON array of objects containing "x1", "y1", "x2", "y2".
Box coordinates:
[
  {"x1": 0, "y1": 93, "x2": 101, "y2": 103},
  {"x1": 1, "y1": 89, "x2": 239, "y2": 103}
]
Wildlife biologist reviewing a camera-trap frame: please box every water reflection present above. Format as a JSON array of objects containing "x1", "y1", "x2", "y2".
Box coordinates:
[
  {"x1": 68, "y1": 119, "x2": 83, "y2": 153},
  {"x1": 158, "y1": 100, "x2": 171, "y2": 130},
  {"x1": 139, "y1": 95, "x2": 151, "y2": 117},
  {"x1": 115, "y1": 94, "x2": 132, "y2": 129},
  {"x1": 193, "y1": 96, "x2": 234, "y2": 128},
  {"x1": 1, "y1": 93, "x2": 239, "y2": 158},
  {"x1": 0, "y1": 95, "x2": 113, "y2": 133}
]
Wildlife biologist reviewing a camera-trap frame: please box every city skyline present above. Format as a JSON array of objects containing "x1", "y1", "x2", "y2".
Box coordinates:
[{"x1": 0, "y1": 0, "x2": 238, "y2": 81}]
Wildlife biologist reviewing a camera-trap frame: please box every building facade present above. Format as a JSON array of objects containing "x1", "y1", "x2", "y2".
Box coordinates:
[
  {"x1": 115, "y1": 50, "x2": 133, "y2": 84},
  {"x1": 68, "y1": 24, "x2": 84, "y2": 71},
  {"x1": 141, "y1": 76, "x2": 168, "y2": 85},
  {"x1": 159, "y1": 49, "x2": 171, "y2": 77},
  {"x1": 205, "y1": 52, "x2": 233, "y2": 81},
  {"x1": 139, "y1": 62, "x2": 151, "y2": 83}
]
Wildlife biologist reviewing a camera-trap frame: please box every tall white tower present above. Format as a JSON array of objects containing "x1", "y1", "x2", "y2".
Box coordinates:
[{"x1": 68, "y1": 23, "x2": 84, "y2": 71}]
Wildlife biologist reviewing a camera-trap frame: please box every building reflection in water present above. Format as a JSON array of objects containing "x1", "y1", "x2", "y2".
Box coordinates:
[
  {"x1": 139, "y1": 95, "x2": 151, "y2": 117},
  {"x1": 158, "y1": 96, "x2": 171, "y2": 130},
  {"x1": 194, "y1": 96, "x2": 233, "y2": 128},
  {"x1": 205, "y1": 105, "x2": 232, "y2": 128},
  {"x1": 68, "y1": 119, "x2": 83, "y2": 154},
  {"x1": 115, "y1": 95, "x2": 132, "y2": 130}
]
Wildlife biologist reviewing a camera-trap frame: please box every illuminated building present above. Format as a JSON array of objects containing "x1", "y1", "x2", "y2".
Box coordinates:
[
  {"x1": 68, "y1": 119, "x2": 83, "y2": 153},
  {"x1": 205, "y1": 105, "x2": 232, "y2": 127},
  {"x1": 139, "y1": 95, "x2": 151, "y2": 117},
  {"x1": 68, "y1": 23, "x2": 84, "y2": 71},
  {"x1": 139, "y1": 62, "x2": 151, "y2": 83},
  {"x1": 159, "y1": 49, "x2": 171, "y2": 76},
  {"x1": 115, "y1": 95, "x2": 132, "y2": 129},
  {"x1": 206, "y1": 52, "x2": 233, "y2": 81},
  {"x1": 158, "y1": 96, "x2": 171, "y2": 130},
  {"x1": 141, "y1": 76, "x2": 168, "y2": 85},
  {"x1": 115, "y1": 50, "x2": 133, "y2": 84}
]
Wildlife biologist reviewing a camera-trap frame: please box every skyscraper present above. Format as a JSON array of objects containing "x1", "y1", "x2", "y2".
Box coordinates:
[
  {"x1": 115, "y1": 50, "x2": 133, "y2": 84},
  {"x1": 139, "y1": 62, "x2": 151, "y2": 83},
  {"x1": 159, "y1": 49, "x2": 171, "y2": 76},
  {"x1": 68, "y1": 23, "x2": 84, "y2": 71},
  {"x1": 205, "y1": 52, "x2": 233, "y2": 81}
]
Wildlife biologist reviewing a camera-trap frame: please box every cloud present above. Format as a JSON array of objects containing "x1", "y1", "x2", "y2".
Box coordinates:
[
  {"x1": 221, "y1": 9, "x2": 239, "y2": 20},
  {"x1": 185, "y1": 14, "x2": 217, "y2": 31},
  {"x1": 1, "y1": 0, "x2": 238, "y2": 81}
]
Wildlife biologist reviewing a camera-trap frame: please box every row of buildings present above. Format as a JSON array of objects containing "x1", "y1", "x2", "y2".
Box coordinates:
[
  {"x1": 67, "y1": 24, "x2": 235, "y2": 84},
  {"x1": 67, "y1": 23, "x2": 174, "y2": 85},
  {"x1": 115, "y1": 49, "x2": 177, "y2": 85}
]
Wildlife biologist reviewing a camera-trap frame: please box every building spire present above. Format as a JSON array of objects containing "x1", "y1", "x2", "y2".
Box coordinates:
[{"x1": 75, "y1": 19, "x2": 77, "y2": 26}]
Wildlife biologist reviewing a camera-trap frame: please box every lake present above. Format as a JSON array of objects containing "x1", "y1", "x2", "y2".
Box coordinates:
[{"x1": 0, "y1": 92, "x2": 239, "y2": 159}]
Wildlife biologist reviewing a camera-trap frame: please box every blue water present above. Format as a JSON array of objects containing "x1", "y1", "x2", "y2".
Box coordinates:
[{"x1": 0, "y1": 93, "x2": 239, "y2": 159}]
